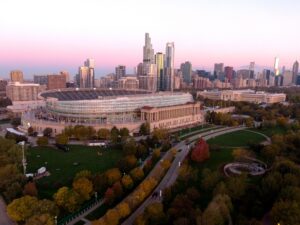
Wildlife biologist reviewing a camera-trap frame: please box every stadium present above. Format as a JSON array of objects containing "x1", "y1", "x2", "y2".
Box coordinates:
[{"x1": 21, "y1": 89, "x2": 204, "y2": 135}]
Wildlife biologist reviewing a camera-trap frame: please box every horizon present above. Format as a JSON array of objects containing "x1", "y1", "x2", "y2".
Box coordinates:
[{"x1": 1, "y1": 0, "x2": 299, "y2": 78}]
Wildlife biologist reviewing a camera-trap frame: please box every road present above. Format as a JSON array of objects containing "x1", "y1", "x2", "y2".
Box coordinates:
[
  {"x1": 122, "y1": 126, "x2": 246, "y2": 225},
  {"x1": 0, "y1": 196, "x2": 16, "y2": 225}
]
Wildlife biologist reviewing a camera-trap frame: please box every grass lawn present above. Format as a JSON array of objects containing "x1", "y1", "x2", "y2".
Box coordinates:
[
  {"x1": 250, "y1": 126, "x2": 287, "y2": 137},
  {"x1": 26, "y1": 145, "x2": 123, "y2": 198},
  {"x1": 201, "y1": 147, "x2": 234, "y2": 171},
  {"x1": 207, "y1": 130, "x2": 266, "y2": 147}
]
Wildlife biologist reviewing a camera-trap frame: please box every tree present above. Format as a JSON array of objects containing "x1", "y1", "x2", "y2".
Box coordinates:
[
  {"x1": 53, "y1": 187, "x2": 82, "y2": 212},
  {"x1": 144, "y1": 202, "x2": 167, "y2": 225},
  {"x1": 118, "y1": 155, "x2": 138, "y2": 173},
  {"x1": 120, "y1": 127, "x2": 130, "y2": 138},
  {"x1": 136, "y1": 144, "x2": 147, "y2": 159},
  {"x1": 93, "y1": 173, "x2": 108, "y2": 194},
  {"x1": 111, "y1": 126, "x2": 120, "y2": 144},
  {"x1": 116, "y1": 202, "x2": 131, "y2": 218},
  {"x1": 201, "y1": 169, "x2": 221, "y2": 191},
  {"x1": 112, "y1": 181, "x2": 124, "y2": 199},
  {"x1": 25, "y1": 214, "x2": 55, "y2": 225},
  {"x1": 43, "y1": 127, "x2": 53, "y2": 137},
  {"x1": 121, "y1": 175, "x2": 134, "y2": 190},
  {"x1": 226, "y1": 174, "x2": 247, "y2": 200},
  {"x1": 27, "y1": 127, "x2": 34, "y2": 136},
  {"x1": 23, "y1": 181, "x2": 38, "y2": 197},
  {"x1": 139, "y1": 122, "x2": 150, "y2": 135},
  {"x1": 191, "y1": 138, "x2": 210, "y2": 162},
  {"x1": 152, "y1": 128, "x2": 169, "y2": 143},
  {"x1": 55, "y1": 134, "x2": 69, "y2": 145},
  {"x1": 72, "y1": 177, "x2": 93, "y2": 201},
  {"x1": 87, "y1": 126, "x2": 96, "y2": 139},
  {"x1": 74, "y1": 170, "x2": 92, "y2": 181},
  {"x1": 98, "y1": 128, "x2": 111, "y2": 140},
  {"x1": 7, "y1": 196, "x2": 39, "y2": 222},
  {"x1": 232, "y1": 148, "x2": 253, "y2": 160},
  {"x1": 151, "y1": 148, "x2": 161, "y2": 161},
  {"x1": 270, "y1": 200, "x2": 300, "y2": 225},
  {"x1": 36, "y1": 137, "x2": 48, "y2": 146},
  {"x1": 123, "y1": 138, "x2": 137, "y2": 155},
  {"x1": 63, "y1": 126, "x2": 74, "y2": 138},
  {"x1": 130, "y1": 167, "x2": 145, "y2": 183},
  {"x1": 105, "y1": 209, "x2": 120, "y2": 225},
  {"x1": 104, "y1": 188, "x2": 115, "y2": 205},
  {"x1": 105, "y1": 168, "x2": 122, "y2": 186}
]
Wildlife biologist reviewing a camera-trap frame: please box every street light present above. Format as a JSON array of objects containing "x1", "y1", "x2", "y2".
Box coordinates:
[{"x1": 18, "y1": 141, "x2": 26, "y2": 175}]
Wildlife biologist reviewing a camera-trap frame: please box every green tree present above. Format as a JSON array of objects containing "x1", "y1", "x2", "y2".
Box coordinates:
[
  {"x1": 63, "y1": 126, "x2": 74, "y2": 138},
  {"x1": 201, "y1": 169, "x2": 221, "y2": 191},
  {"x1": 36, "y1": 137, "x2": 48, "y2": 146},
  {"x1": 123, "y1": 138, "x2": 137, "y2": 155},
  {"x1": 110, "y1": 126, "x2": 120, "y2": 144},
  {"x1": 120, "y1": 127, "x2": 130, "y2": 138},
  {"x1": 139, "y1": 122, "x2": 150, "y2": 135},
  {"x1": 43, "y1": 127, "x2": 53, "y2": 137}
]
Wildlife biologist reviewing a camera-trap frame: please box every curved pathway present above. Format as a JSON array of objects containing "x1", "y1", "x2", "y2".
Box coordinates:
[{"x1": 121, "y1": 126, "x2": 247, "y2": 225}]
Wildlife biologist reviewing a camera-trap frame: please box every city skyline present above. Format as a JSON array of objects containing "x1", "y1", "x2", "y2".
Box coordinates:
[{"x1": 1, "y1": 0, "x2": 300, "y2": 78}]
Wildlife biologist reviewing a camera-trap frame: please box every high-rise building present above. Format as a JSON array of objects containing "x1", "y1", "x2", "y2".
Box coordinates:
[
  {"x1": 292, "y1": 61, "x2": 299, "y2": 84},
  {"x1": 249, "y1": 62, "x2": 255, "y2": 79},
  {"x1": 60, "y1": 71, "x2": 70, "y2": 82},
  {"x1": 283, "y1": 70, "x2": 293, "y2": 86},
  {"x1": 263, "y1": 69, "x2": 271, "y2": 86},
  {"x1": 274, "y1": 57, "x2": 280, "y2": 76},
  {"x1": 79, "y1": 59, "x2": 95, "y2": 88},
  {"x1": 6, "y1": 82, "x2": 44, "y2": 101},
  {"x1": 10, "y1": 70, "x2": 24, "y2": 83},
  {"x1": 213, "y1": 63, "x2": 224, "y2": 80},
  {"x1": 155, "y1": 52, "x2": 164, "y2": 91},
  {"x1": 143, "y1": 33, "x2": 155, "y2": 64},
  {"x1": 115, "y1": 65, "x2": 126, "y2": 80},
  {"x1": 34, "y1": 75, "x2": 48, "y2": 85},
  {"x1": 180, "y1": 61, "x2": 192, "y2": 84},
  {"x1": 47, "y1": 74, "x2": 66, "y2": 90},
  {"x1": 164, "y1": 42, "x2": 175, "y2": 91},
  {"x1": 224, "y1": 66, "x2": 234, "y2": 83}
]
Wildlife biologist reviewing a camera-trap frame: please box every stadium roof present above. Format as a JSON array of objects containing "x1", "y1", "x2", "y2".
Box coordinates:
[{"x1": 40, "y1": 89, "x2": 151, "y2": 101}]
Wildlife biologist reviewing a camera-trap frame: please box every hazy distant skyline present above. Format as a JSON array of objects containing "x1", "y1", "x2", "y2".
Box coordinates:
[{"x1": 0, "y1": 0, "x2": 299, "y2": 78}]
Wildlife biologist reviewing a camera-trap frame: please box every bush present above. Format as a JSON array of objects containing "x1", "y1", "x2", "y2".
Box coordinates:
[{"x1": 36, "y1": 137, "x2": 48, "y2": 146}]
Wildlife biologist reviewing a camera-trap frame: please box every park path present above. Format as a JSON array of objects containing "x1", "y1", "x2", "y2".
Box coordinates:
[
  {"x1": 122, "y1": 126, "x2": 246, "y2": 225},
  {"x1": 0, "y1": 196, "x2": 16, "y2": 225}
]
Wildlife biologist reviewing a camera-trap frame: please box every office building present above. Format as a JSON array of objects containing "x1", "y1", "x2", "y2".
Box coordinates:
[
  {"x1": 155, "y1": 52, "x2": 164, "y2": 91},
  {"x1": 180, "y1": 61, "x2": 192, "y2": 84},
  {"x1": 34, "y1": 75, "x2": 48, "y2": 85},
  {"x1": 60, "y1": 71, "x2": 70, "y2": 82},
  {"x1": 164, "y1": 42, "x2": 175, "y2": 91},
  {"x1": 118, "y1": 77, "x2": 139, "y2": 90},
  {"x1": 274, "y1": 57, "x2": 280, "y2": 76},
  {"x1": 143, "y1": 33, "x2": 155, "y2": 64},
  {"x1": 214, "y1": 63, "x2": 224, "y2": 80},
  {"x1": 79, "y1": 59, "x2": 95, "y2": 88},
  {"x1": 292, "y1": 61, "x2": 299, "y2": 84},
  {"x1": 47, "y1": 74, "x2": 66, "y2": 90},
  {"x1": 10, "y1": 70, "x2": 24, "y2": 83},
  {"x1": 115, "y1": 65, "x2": 126, "y2": 80},
  {"x1": 283, "y1": 70, "x2": 293, "y2": 86},
  {"x1": 224, "y1": 66, "x2": 234, "y2": 83}
]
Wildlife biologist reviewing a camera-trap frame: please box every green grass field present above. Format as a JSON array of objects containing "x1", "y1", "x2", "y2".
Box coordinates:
[
  {"x1": 207, "y1": 130, "x2": 266, "y2": 147},
  {"x1": 250, "y1": 126, "x2": 287, "y2": 137},
  {"x1": 202, "y1": 147, "x2": 234, "y2": 171},
  {"x1": 26, "y1": 145, "x2": 123, "y2": 198}
]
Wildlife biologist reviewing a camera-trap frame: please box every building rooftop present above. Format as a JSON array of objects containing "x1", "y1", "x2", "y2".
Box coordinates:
[{"x1": 40, "y1": 89, "x2": 151, "y2": 101}]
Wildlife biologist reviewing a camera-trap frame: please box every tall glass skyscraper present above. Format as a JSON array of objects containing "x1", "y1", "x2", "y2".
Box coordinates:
[
  {"x1": 143, "y1": 33, "x2": 154, "y2": 64},
  {"x1": 164, "y1": 42, "x2": 175, "y2": 91},
  {"x1": 155, "y1": 52, "x2": 164, "y2": 91}
]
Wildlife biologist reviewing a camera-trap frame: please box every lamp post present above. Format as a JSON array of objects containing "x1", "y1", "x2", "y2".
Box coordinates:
[
  {"x1": 54, "y1": 216, "x2": 57, "y2": 225},
  {"x1": 18, "y1": 141, "x2": 26, "y2": 175}
]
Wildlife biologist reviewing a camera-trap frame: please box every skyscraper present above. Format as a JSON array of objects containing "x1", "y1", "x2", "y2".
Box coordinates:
[
  {"x1": 224, "y1": 66, "x2": 234, "y2": 83},
  {"x1": 180, "y1": 61, "x2": 192, "y2": 84},
  {"x1": 274, "y1": 57, "x2": 280, "y2": 76},
  {"x1": 292, "y1": 61, "x2": 299, "y2": 84},
  {"x1": 143, "y1": 33, "x2": 154, "y2": 64},
  {"x1": 115, "y1": 65, "x2": 126, "y2": 80},
  {"x1": 155, "y1": 52, "x2": 164, "y2": 91},
  {"x1": 164, "y1": 42, "x2": 175, "y2": 91},
  {"x1": 10, "y1": 70, "x2": 24, "y2": 83},
  {"x1": 249, "y1": 62, "x2": 255, "y2": 79},
  {"x1": 79, "y1": 58, "x2": 95, "y2": 88},
  {"x1": 213, "y1": 63, "x2": 224, "y2": 80}
]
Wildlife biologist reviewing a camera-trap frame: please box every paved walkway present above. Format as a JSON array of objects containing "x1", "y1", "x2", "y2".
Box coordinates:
[
  {"x1": 0, "y1": 196, "x2": 16, "y2": 225},
  {"x1": 122, "y1": 126, "x2": 246, "y2": 225}
]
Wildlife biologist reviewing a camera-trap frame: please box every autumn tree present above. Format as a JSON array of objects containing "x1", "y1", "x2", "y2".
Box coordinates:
[
  {"x1": 121, "y1": 175, "x2": 134, "y2": 190},
  {"x1": 98, "y1": 128, "x2": 110, "y2": 140},
  {"x1": 112, "y1": 181, "x2": 124, "y2": 199},
  {"x1": 104, "y1": 188, "x2": 115, "y2": 205},
  {"x1": 118, "y1": 155, "x2": 138, "y2": 173},
  {"x1": 25, "y1": 214, "x2": 55, "y2": 225},
  {"x1": 270, "y1": 200, "x2": 300, "y2": 225},
  {"x1": 201, "y1": 169, "x2": 221, "y2": 191},
  {"x1": 43, "y1": 127, "x2": 53, "y2": 137},
  {"x1": 120, "y1": 127, "x2": 130, "y2": 138},
  {"x1": 123, "y1": 138, "x2": 137, "y2": 155},
  {"x1": 191, "y1": 138, "x2": 210, "y2": 162},
  {"x1": 55, "y1": 134, "x2": 69, "y2": 145},
  {"x1": 139, "y1": 122, "x2": 150, "y2": 135},
  {"x1": 53, "y1": 187, "x2": 82, "y2": 212},
  {"x1": 105, "y1": 168, "x2": 122, "y2": 186},
  {"x1": 23, "y1": 181, "x2": 38, "y2": 197},
  {"x1": 130, "y1": 167, "x2": 145, "y2": 183},
  {"x1": 74, "y1": 170, "x2": 92, "y2": 181},
  {"x1": 36, "y1": 137, "x2": 48, "y2": 146},
  {"x1": 110, "y1": 126, "x2": 120, "y2": 144},
  {"x1": 144, "y1": 202, "x2": 167, "y2": 225},
  {"x1": 72, "y1": 177, "x2": 93, "y2": 201}
]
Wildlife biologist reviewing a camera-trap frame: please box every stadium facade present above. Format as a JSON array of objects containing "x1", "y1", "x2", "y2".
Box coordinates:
[{"x1": 21, "y1": 89, "x2": 204, "y2": 136}]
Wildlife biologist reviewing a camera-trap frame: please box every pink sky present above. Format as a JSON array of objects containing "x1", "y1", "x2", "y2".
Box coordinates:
[{"x1": 0, "y1": 0, "x2": 299, "y2": 78}]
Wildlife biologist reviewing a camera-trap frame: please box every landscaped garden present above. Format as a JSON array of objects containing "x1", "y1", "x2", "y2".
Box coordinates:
[{"x1": 26, "y1": 145, "x2": 123, "y2": 198}]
